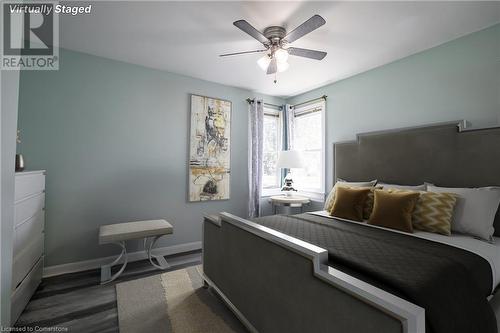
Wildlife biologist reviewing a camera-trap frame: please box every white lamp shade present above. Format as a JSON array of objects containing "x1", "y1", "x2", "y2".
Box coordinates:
[{"x1": 276, "y1": 150, "x2": 305, "y2": 169}]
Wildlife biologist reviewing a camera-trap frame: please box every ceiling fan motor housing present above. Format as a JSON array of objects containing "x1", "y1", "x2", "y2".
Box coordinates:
[{"x1": 263, "y1": 26, "x2": 287, "y2": 45}]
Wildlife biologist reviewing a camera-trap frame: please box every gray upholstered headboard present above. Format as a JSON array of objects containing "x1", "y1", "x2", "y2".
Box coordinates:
[
  {"x1": 334, "y1": 121, "x2": 500, "y2": 188},
  {"x1": 334, "y1": 120, "x2": 500, "y2": 236}
]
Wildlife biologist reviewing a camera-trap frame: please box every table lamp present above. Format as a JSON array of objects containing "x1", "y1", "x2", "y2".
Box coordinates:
[{"x1": 276, "y1": 150, "x2": 304, "y2": 196}]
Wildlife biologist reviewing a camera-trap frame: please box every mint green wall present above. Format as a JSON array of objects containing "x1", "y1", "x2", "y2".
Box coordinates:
[
  {"x1": 18, "y1": 49, "x2": 284, "y2": 266},
  {"x1": 287, "y1": 24, "x2": 500, "y2": 193},
  {"x1": 18, "y1": 24, "x2": 500, "y2": 265}
]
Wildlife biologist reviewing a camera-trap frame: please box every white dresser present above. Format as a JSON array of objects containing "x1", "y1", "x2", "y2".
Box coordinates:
[{"x1": 11, "y1": 170, "x2": 45, "y2": 324}]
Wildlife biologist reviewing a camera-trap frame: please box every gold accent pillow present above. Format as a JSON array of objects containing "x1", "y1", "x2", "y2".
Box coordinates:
[
  {"x1": 368, "y1": 189, "x2": 420, "y2": 233},
  {"x1": 412, "y1": 192, "x2": 457, "y2": 235},
  {"x1": 363, "y1": 186, "x2": 384, "y2": 219},
  {"x1": 329, "y1": 186, "x2": 372, "y2": 222},
  {"x1": 324, "y1": 180, "x2": 377, "y2": 212}
]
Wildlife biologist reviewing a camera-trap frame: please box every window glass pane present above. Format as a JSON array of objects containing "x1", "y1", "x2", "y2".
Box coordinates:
[
  {"x1": 263, "y1": 114, "x2": 278, "y2": 153},
  {"x1": 262, "y1": 153, "x2": 278, "y2": 188},
  {"x1": 291, "y1": 150, "x2": 321, "y2": 190},
  {"x1": 294, "y1": 112, "x2": 321, "y2": 151},
  {"x1": 262, "y1": 113, "x2": 280, "y2": 189},
  {"x1": 292, "y1": 106, "x2": 323, "y2": 192}
]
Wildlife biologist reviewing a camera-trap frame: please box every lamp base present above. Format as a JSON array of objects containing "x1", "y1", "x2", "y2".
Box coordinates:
[
  {"x1": 281, "y1": 171, "x2": 298, "y2": 196},
  {"x1": 280, "y1": 187, "x2": 298, "y2": 197}
]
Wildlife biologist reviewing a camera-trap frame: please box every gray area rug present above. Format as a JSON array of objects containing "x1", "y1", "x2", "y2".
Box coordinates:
[{"x1": 116, "y1": 265, "x2": 247, "y2": 333}]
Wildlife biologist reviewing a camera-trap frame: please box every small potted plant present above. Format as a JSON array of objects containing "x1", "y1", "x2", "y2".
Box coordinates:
[{"x1": 15, "y1": 129, "x2": 24, "y2": 172}]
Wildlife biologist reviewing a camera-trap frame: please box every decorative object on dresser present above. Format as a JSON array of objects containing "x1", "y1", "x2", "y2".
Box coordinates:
[
  {"x1": 15, "y1": 130, "x2": 25, "y2": 172},
  {"x1": 12, "y1": 170, "x2": 45, "y2": 324},
  {"x1": 98, "y1": 219, "x2": 173, "y2": 284},
  {"x1": 189, "y1": 94, "x2": 231, "y2": 202},
  {"x1": 269, "y1": 195, "x2": 310, "y2": 214},
  {"x1": 276, "y1": 150, "x2": 304, "y2": 196},
  {"x1": 15, "y1": 154, "x2": 25, "y2": 172}
]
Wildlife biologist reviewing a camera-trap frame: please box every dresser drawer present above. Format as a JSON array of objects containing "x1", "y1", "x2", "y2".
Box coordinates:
[
  {"x1": 15, "y1": 172, "x2": 45, "y2": 203},
  {"x1": 12, "y1": 234, "x2": 44, "y2": 290},
  {"x1": 11, "y1": 257, "x2": 43, "y2": 325},
  {"x1": 14, "y1": 193, "x2": 44, "y2": 227},
  {"x1": 14, "y1": 212, "x2": 44, "y2": 258}
]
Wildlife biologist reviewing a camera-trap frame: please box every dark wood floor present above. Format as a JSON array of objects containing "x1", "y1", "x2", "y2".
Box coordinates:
[{"x1": 15, "y1": 250, "x2": 202, "y2": 332}]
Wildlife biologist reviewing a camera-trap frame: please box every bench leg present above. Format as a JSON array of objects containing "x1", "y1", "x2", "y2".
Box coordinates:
[
  {"x1": 100, "y1": 241, "x2": 128, "y2": 284},
  {"x1": 144, "y1": 236, "x2": 170, "y2": 270}
]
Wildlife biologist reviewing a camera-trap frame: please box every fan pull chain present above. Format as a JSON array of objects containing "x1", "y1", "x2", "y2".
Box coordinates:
[{"x1": 274, "y1": 72, "x2": 277, "y2": 84}]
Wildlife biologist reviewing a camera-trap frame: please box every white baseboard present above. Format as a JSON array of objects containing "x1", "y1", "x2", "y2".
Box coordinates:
[{"x1": 43, "y1": 241, "x2": 202, "y2": 278}]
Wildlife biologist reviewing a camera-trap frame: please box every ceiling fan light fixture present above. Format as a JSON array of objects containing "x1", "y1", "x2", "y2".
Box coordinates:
[
  {"x1": 274, "y1": 48, "x2": 289, "y2": 63},
  {"x1": 257, "y1": 55, "x2": 271, "y2": 71}
]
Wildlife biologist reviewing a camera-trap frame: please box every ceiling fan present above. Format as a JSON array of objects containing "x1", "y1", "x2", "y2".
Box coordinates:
[{"x1": 220, "y1": 15, "x2": 327, "y2": 78}]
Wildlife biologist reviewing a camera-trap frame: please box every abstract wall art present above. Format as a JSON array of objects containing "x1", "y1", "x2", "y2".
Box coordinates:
[{"x1": 189, "y1": 94, "x2": 231, "y2": 201}]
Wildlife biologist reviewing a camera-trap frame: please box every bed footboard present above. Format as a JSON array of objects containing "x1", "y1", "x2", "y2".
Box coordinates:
[{"x1": 202, "y1": 212, "x2": 425, "y2": 333}]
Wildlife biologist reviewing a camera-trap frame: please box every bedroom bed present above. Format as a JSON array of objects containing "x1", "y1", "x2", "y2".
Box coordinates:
[{"x1": 202, "y1": 121, "x2": 500, "y2": 333}]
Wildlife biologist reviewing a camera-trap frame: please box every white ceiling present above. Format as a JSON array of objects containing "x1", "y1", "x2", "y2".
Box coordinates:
[{"x1": 60, "y1": 1, "x2": 500, "y2": 98}]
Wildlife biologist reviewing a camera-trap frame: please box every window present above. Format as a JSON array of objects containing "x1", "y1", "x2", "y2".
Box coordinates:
[
  {"x1": 262, "y1": 108, "x2": 282, "y2": 193},
  {"x1": 290, "y1": 101, "x2": 325, "y2": 195}
]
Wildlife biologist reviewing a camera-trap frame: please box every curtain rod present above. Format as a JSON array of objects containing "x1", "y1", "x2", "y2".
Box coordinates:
[
  {"x1": 291, "y1": 95, "x2": 327, "y2": 108},
  {"x1": 246, "y1": 98, "x2": 283, "y2": 110}
]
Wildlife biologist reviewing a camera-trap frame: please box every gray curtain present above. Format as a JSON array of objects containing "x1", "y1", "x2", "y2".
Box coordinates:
[
  {"x1": 285, "y1": 104, "x2": 295, "y2": 149},
  {"x1": 248, "y1": 100, "x2": 264, "y2": 218}
]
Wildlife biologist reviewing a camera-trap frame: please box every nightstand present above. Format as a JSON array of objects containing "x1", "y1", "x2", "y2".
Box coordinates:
[{"x1": 269, "y1": 195, "x2": 311, "y2": 214}]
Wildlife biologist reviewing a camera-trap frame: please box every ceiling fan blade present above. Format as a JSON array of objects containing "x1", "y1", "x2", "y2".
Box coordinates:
[
  {"x1": 233, "y1": 20, "x2": 269, "y2": 44},
  {"x1": 284, "y1": 15, "x2": 326, "y2": 44},
  {"x1": 287, "y1": 47, "x2": 327, "y2": 60},
  {"x1": 267, "y1": 58, "x2": 277, "y2": 75},
  {"x1": 219, "y1": 49, "x2": 267, "y2": 57}
]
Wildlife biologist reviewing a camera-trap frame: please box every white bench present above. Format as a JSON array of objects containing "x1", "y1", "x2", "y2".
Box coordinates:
[{"x1": 98, "y1": 219, "x2": 173, "y2": 284}]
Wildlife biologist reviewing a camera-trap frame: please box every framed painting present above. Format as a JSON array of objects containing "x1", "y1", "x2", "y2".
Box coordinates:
[{"x1": 189, "y1": 94, "x2": 231, "y2": 201}]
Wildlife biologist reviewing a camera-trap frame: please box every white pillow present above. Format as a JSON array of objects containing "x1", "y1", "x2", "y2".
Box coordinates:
[
  {"x1": 378, "y1": 183, "x2": 427, "y2": 191},
  {"x1": 427, "y1": 185, "x2": 500, "y2": 242},
  {"x1": 324, "y1": 179, "x2": 377, "y2": 211}
]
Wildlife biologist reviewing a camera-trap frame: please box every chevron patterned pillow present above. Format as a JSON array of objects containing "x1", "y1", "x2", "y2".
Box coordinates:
[{"x1": 412, "y1": 192, "x2": 458, "y2": 235}]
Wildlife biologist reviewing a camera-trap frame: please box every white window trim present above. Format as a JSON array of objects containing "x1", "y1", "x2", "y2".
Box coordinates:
[
  {"x1": 291, "y1": 100, "x2": 326, "y2": 196},
  {"x1": 297, "y1": 190, "x2": 324, "y2": 202},
  {"x1": 261, "y1": 107, "x2": 283, "y2": 196}
]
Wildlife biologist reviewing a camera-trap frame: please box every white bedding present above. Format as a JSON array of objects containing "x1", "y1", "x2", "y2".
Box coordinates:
[{"x1": 310, "y1": 210, "x2": 500, "y2": 294}]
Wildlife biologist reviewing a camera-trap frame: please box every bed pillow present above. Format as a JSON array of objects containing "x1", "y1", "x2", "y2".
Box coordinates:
[
  {"x1": 412, "y1": 192, "x2": 458, "y2": 236},
  {"x1": 427, "y1": 185, "x2": 500, "y2": 241},
  {"x1": 329, "y1": 186, "x2": 372, "y2": 222},
  {"x1": 363, "y1": 186, "x2": 384, "y2": 219},
  {"x1": 368, "y1": 189, "x2": 420, "y2": 233},
  {"x1": 378, "y1": 183, "x2": 427, "y2": 191},
  {"x1": 324, "y1": 179, "x2": 377, "y2": 211}
]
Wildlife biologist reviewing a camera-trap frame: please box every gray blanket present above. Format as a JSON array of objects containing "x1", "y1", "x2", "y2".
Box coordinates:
[{"x1": 253, "y1": 213, "x2": 496, "y2": 333}]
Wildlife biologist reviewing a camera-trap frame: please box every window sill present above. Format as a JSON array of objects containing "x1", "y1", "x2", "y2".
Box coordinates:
[
  {"x1": 261, "y1": 189, "x2": 325, "y2": 203},
  {"x1": 296, "y1": 190, "x2": 325, "y2": 203}
]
